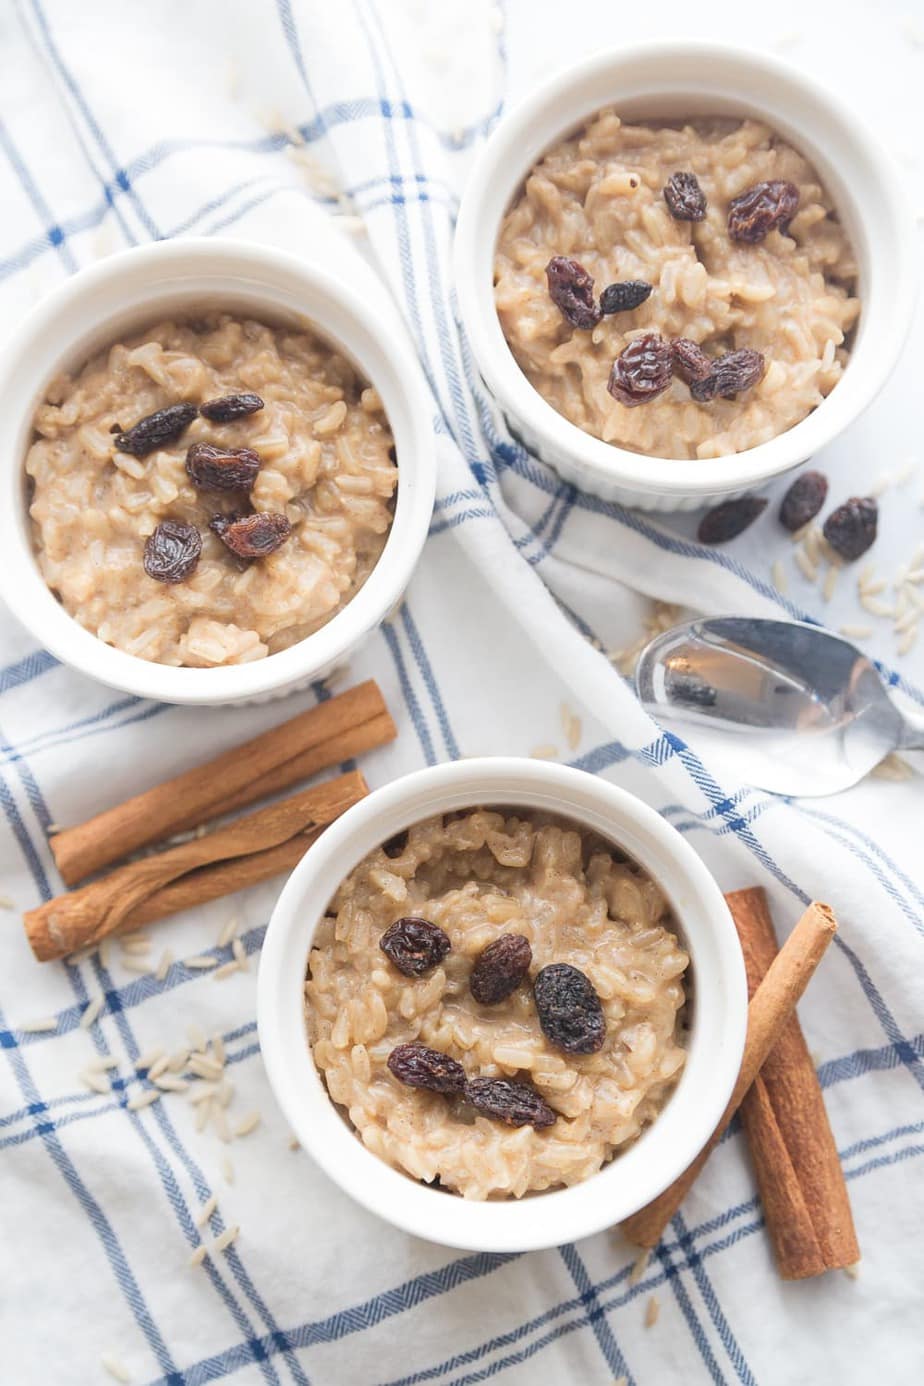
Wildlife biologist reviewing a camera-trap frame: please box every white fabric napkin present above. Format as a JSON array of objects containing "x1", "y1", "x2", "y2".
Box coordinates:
[{"x1": 1, "y1": 3, "x2": 921, "y2": 1384}]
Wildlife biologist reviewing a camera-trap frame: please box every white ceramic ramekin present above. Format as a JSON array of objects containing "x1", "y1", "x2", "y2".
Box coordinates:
[
  {"x1": 258, "y1": 758, "x2": 747, "y2": 1252},
  {"x1": 454, "y1": 42, "x2": 916, "y2": 511},
  {"x1": 0, "y1": 239, "x2": 434, "y2": 704}
]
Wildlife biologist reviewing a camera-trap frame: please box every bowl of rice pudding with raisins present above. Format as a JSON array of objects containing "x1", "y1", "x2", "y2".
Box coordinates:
[
  {"x1": 455, "y1": 42, "x2": 914, "y2": 510},
  {"x1": 258, "y1": 758, "x2": 747, "y2": 1251},
  {"x1": 0, "y1": 239, "x2": 433, "y2": 704}
]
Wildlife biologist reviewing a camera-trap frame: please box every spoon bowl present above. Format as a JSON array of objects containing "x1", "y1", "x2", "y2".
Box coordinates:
[{"x1": 636, "y1": 617, "x2": 924, "y2": 796}]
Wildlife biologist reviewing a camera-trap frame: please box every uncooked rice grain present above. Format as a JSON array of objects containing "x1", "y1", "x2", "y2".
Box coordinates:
[
  {"x1": 794, "y1": 550, "x2": 818, "y2": 583},
  {"x1": 233, "y1": 1111, "x2": 261, "y2": 1139},
  {"x1": 195, "y1": 1194, "x2": 218, "y2": 1227},
  {"x1": 189, "y1": 1244, "x2": 208, "y2": 1269},
  {"x1": 80, "y1": 1069, "x2": 111, "y2": 1095},
  {"x1": 213, "y1": 961, "x2": 241, "y2": 981},
  {"x1": 80, "y1": 995, "x2": 104, "y2": 1029},
  {"x1": 127, "y1": 1089, "x2": 161, "y2": 1111},
  {"x1": 645, "y1": 1296, "x2": 660, "y2": 1328},
  {"x1": 217, "y1": 917, "x2": 239, "y2": 948},
  {"x1": 100, "y1": 1353, "x2": 131, "y2": 1383},
  {"x1": 222, "y1": 1155, "x2": 235, "y2": 1183},
  {"x1": 211, "y1": 1225, "x2": 240, "y2": 1254},
  {"x1": 184, "y1": 955, "x2": 216, "y2": 971},
  {"x1": 20, "y1": 1016, "x2": 57, "y2": 1033},
  {"x1": 232, "y1": 938, "x2": 248, "y2": 969}
]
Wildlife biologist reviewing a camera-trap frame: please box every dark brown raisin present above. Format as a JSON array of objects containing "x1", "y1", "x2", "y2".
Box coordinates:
[
  {"x1": 779, "y1": 470, "x2": 829, "y2": 532},
  {"x1": 545, "y1": 256, "x2": 602, "y2": 330},
  {"x1": 114, "y1": 403, "x2": 198, "y2": 457},
  {"x1": 143, "y1": 520, "x2": 202, "y2": 583},
  {"x1": 466, "y1": 1077, "x2": 557, "y2": 1129},
  {"x1": 607, "y1": 334, "x2": 673, "y2": 407},
  {"x1": 823, "y1": 497, "x2": 878, "y2": 561},
  {"x1": 210, "y1": 511, "x2": 291, "y2": 558},
  {"x1": 697, "y1": 496, "x2": 768, "y2": 544},
  {"x1": 663, "y1": 171, "x2": 707, "y2": 221},
  {"x1": 671, "y1": 338, "x2": 713, "y2": 385},
  {"x1": 387, "y1": 1043, "x2": 466, "y2": 1094},
  {"x1": 599, "y1": 280, "x2": 653, "y2": 315},
  {"x1": 186, "y1": 442, "x2": 262, "y2": 492},
  {"x1": 469, "y1": 934, "x2": 532, "y2": 1005},
  {"x1": 533, "y1": 963, "x2": 605, "y2": 1054},
  {"x1": 691, "y1": 349, "x2": 766, "y2": 403},
  {"x1": 727, "y1": 180, "x2": 800, "y2": 243},
  {"x1": 379, "y1": 917, "x2": 451, "y2": 976},
  {"x1": 382, "y1": 829, "x2": 409, "y2": 859},
  {"x1": 199, "y1": 392, "x2": 265, "y2": 422}
]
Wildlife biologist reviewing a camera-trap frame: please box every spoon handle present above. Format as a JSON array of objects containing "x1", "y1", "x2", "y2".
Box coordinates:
[{"x1": 897, "y1": 706, "x2": 924, "y2": 753}]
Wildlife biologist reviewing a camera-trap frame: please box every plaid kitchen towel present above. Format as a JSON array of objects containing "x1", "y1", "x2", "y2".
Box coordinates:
[{"x1": 0, "y1": 2, "x2": 922, "y2": 1384}]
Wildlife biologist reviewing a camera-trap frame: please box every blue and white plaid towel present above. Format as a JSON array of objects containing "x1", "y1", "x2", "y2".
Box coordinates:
[{"x1": 1, "y1": 3, "x2": 921, "y2": 1383}]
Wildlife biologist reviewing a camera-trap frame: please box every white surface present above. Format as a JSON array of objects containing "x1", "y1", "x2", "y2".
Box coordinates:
[
  {"x1": 455, "y1": 40, "x2": 915, "y2": 508},
  {"x1": 0, "y1": 3, "x2": 921, "y2": 1385},
  {"x1": 258, "y1": 758, "x2": 747, "y2": 1250}
]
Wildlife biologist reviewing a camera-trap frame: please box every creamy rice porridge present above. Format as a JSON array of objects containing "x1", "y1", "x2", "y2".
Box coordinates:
[
  {"x1": 494, "y1": 113, "x2": 860, "y2": 460},
  {"x1": 305, "y1": 808, "x2": 689, "y2": 1200},
  {"x1": 26, "y1": 314, "x2": 397, "y2": 666}
]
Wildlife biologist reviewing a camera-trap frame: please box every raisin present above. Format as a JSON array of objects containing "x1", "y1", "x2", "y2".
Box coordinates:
[
  {"x1": 466, "y1": 1077, "x2": 557, "y2": 1129},
  {"x1": 210, "y1": 511, "x2": 291, "y2": 558},
  {"x1": 114, "y1": 403, "x2": 198, "y2": 457},
  {"x1": 607, "y1": 334, "x2": 673, "y2": 407},
  {"x1": 382, "y1": 829, "x2": 409, "y2": 859},
  {"x1": 545, "y1": 256, "x2": 602, "y2": 330},
  {"x1": 727, "y1": 180, "x2": 800, "y2": 243},
  {"x1": 779, "y1": 470, "x2": 829, "y2": 532},
  {"x1": 599, "y1": 280, "x2": 653, "y2": 315},
  {"x1": 143, "y1": 520, "x2": 202, "y2": 583},
  {"x1": 533, "y1": 963, "x2": 605, "y2": 1054},
  {"x1": 663, "y1": 171, "x2": 707, "y2": 221},
  {"x1": 379, "y1": 917, "x2": 451, "y2": 976},
  {"x1": 387, "y1": 1043, "x2": 466, "y2": 1094},
  {"x1": 186, "y1": 442, "x2": 262, "y2": 492},
  {"x1": 199, "y1": 392, "x2": 265, "y2": 422},
  {"x1": 690, "y1": 348, "x2": 766, "y2": 403},
  {"x1": 671, "y1": 338, "x2": 713, "y2": 385},
  {"x1": 469, "y1": 934, "x2": 532, "y2": 1005},
  {"x1": 697, "y1": 496, "x2": 768, "y2": 544},
  {"x1": 823, "y1": 497, "x2": 878, "y2": 561}
]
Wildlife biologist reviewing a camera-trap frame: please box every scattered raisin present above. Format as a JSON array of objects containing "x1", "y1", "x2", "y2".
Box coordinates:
[
  {"x1": 210, "y1": 511, "x2": 291, "y2": 558},
  {"x1": 663, "y1": 171, "x2": 707, "y2": 221},
  {"x1": 599, "y1": 280, "x2": 653, "y2": 315},
  {"x1": 697, "y1": 496, "x2": 768, "y2": 544},
  {"x1": 779, "y1": 470, "x2": 829, "y2": 532},
  {"x1": 199, "y1": 392, "x2": 265, "y2": 422},
  {"x1": 690, "y1": 348, "x2": 766, "y2": 402},
  {"x1": 387, "y1": 1043, "x2": 466, "y2": 1094},
  {"x1": 379, "y1": 917, "x2": 451, "y2": 976},
  {"x1": 469, "y1": 934, "x2": 532, "y2": 1005},
  {"x1": 671, "y1": 338, "x2": 713, "y2": 386},
  {"x1": 114, "y1": 403, "x2": 198, "y2": 457},
  {"x1": 607, "y1": 334, "x2": 673, "y2": 408},
  {"x1": 143, "y1": 520, "x2": 202, "y2": 583},
  {"x1": 823, "y1": 497, "x2": 878, "y2": 561},
  {"x1": 186, "y1": 442, "x2": 262, "y2": 492},
  {"x1": 466, "y1": 1077, "x2": 557, "y2": 1129},
  {"x1": 533, "y1": 963, "x2": 605, "y2": 1054},
  {"x1": 545, "y1": 256, "x2": 602, "y2": 330},
  {"x1": 727, "y1": 180, "x2": 800, "y2": 243}
]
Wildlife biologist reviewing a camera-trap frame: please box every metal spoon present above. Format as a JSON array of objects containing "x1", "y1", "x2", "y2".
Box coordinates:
[{"x1": 635, "y1": 616, "x2": 924, "y2": 796}]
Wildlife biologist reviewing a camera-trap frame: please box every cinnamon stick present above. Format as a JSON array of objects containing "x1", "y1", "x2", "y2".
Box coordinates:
[
  {"x1": 620, "y1": 901, "x2": 837, "y2": 1249},
  {"x1": 121, "y1": 831, "x2": 326, "y2": 930},
  {"x1": 49, "y1": 681, "x2": 393, "y2": 885},
  {"x1": 727, "y1": 887, "x2": 859, "y2": 1278},
  {"x1": 25, "y1": 771, "x2": 367, "y2": 961}
]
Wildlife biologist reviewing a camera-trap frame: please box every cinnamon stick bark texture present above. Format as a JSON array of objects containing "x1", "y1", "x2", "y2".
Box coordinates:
[
  {"x1": 25, "y1": 771, "x2": 367, "y2": 961},
  {"x1": 727, "y1": 887, "x2": 859, "y2": 1278},
  {"x1": 620, "y1": 901, "x2": 837, "y2": 1250},
  {"x1": 49, "y1": 681, "x2": 393, "y2": 885}
]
